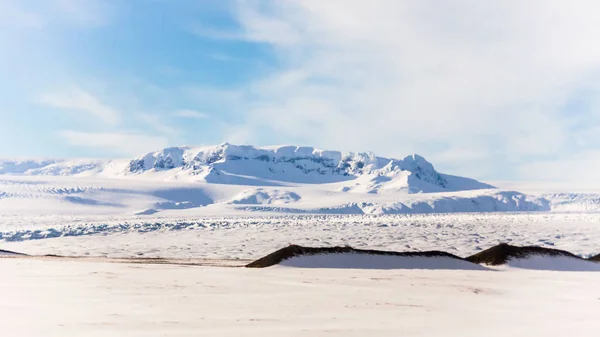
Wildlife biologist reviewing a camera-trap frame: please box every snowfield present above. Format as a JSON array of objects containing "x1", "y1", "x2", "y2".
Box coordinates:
[
  {"x1": 2, "y1": 213, "x2": 600, "y2": 260},
  {"x1": 277, "y1": 253, "x2": 488, "y2": 270},
  {"x1": 2, "y1": 258, "x2": 600, "y2": 337},
  {"x1": 502, "y1": 255, "x2": 600, "y2": 271}
]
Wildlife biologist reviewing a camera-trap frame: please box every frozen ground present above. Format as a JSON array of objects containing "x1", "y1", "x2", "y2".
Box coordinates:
[
  {"x1": 2, "y1": 213, "x2": 600, "y2": 259},
  {"x1": 2, "y1": 258, "x2": 600, "y2": 337}
]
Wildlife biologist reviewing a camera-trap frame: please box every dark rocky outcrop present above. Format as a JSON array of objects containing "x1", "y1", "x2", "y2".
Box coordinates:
[
  {"x1": 465, "y1": 243, "x2": 582, "y2": 266},
  {"x1": 588, "y1": 254, "x2": 600, "y2": 262},
  {"x1": 246, "y1": 244, "x2": 470, "y2": 268},
  {"x1": 0, "y1": 249, "x2": 27, "y2": 256}
]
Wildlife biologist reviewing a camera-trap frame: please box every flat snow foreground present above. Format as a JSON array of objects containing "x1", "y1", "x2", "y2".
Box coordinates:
[{"x1": 2, "y1": 259, "x2": 600, "y2": 337}]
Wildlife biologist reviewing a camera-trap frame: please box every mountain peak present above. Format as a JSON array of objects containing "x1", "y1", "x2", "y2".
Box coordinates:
[
  {"x1": 0, "y1": 144, "x2": 495, "y2": 194},
  {"x1": 402, "y1": 153, "x2": 435, "y2": 172}
]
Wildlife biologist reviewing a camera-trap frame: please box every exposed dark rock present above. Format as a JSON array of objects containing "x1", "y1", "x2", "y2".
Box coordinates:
[
  {"x1": 0, "y1": 249, "x2": 27, "y2": 256},
  {"x1": 465, "y1": 243, "x2": 581, "y2": 266},
  {"x1": 588, "y1": 254, "x2": 600, "y2": 262},
  {"x1": 246, "y1": 244, "x2": 469, "y2": 268}
]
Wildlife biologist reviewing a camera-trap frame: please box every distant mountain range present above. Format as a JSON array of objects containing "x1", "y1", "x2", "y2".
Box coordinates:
[
  {"x1": 0, "y1": 143, "x2": 493, "y2": 194},
  {"x1": 0, "y1": 143, "x2": 593, "y2": 215}
]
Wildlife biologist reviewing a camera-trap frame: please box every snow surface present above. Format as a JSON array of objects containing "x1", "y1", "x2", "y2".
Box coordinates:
[
  {"x1": 504, "y1": 255, "x2": 600, "y2": 271},
  {"x1": 2, "y1": 258, "x2": 600, "y2": 337},
  {"x1": 2, "y1": 213, "x2": 600, "y2": 262},
  {"x1": 230, "y1": 188, "x2": 302, "y2": 205},
  {"x1": 543, "y1": 193, "x2": 600, "y2": 212},
  {"x1": 0, "y1": 175, "x2": 548, "y2": 217},
  {"x1": 279, "y1": 253, "x2": 487, "y2": 270}
]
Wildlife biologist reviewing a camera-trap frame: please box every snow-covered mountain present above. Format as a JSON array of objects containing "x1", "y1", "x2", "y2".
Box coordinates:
[
  {"x1": 0, "y1": 143, "x2": 493, "y2": 194},
  {"x1": 0, "y1": 143, "x2": 558, "y2": 216}
]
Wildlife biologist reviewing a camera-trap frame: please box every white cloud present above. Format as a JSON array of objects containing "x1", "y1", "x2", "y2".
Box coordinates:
[
  {"x1": 40, "y1": 88, "x2": 121, "y2": 125},
  {"x1": 189, "y1": 23, "x2": 245, "y2": 41},
  {"x1": 220, "y1": 0, "x2": 600, "y2": 182},
  {"x1": 0, "y1": 0, "x2": 112, "y2": 29},
  {"x1": 137, "y1": 112, "x2": 180, "y2": 136},
  {"x1": 173, "y1": 109, "x2": 209, "y2": 119},
  {"x1": 59, "y1": 130, "x2": 169, "y2": 156},
  {"x1": 515, "y1": 150, "x2": 600, "y2": 189},
  {"x1": 52, "y1": 0, "x2": 112, "y2": 26},
  {"x1": 0, "y1": 2, "x2": 44, "y2": 29}
]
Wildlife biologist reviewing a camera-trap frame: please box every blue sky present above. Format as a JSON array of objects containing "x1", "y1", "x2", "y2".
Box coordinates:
[
  {"x1": 0, "y1": 1, "x2": 274, "y2": 158},
  {"x1": 1, "y1": 0, "x2": 600, "y2": 184}
]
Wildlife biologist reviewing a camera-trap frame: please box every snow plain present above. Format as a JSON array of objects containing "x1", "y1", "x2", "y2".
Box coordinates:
[
  {"x1": 1, "y1": 212, "x2": 599, "y2": 259},
  {"x1": 2, "y1": 258, "x2": 600, "y2": 337}
]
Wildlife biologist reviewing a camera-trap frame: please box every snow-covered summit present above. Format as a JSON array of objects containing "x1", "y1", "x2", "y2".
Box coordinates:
[
  {"x1": 0, "y1": 143, "x2": 494, "y2": 194},
  {"x1": 0, "y1": 145, "x2": 562, "y2": 216},
  {"x1": 124, "y1": 143, "x2": 494, "y2": 193}
]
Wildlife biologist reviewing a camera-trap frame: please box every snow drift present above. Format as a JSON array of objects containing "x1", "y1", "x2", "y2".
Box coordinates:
[
  {"x1": 504, "y1": 255, "x2": 600, "y2": 271},
  {"x1": 278, "y1": 254, "x2": 488, "y2": 270}
]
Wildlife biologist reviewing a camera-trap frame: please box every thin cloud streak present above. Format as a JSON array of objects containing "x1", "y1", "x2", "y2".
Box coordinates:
[
  {"x1": 173, "y1": 109, "x2": 210, "y2": 119},
  {"x1": 40, "y1": 88, "x2": 121, "y2": 125},
  {"x1": 218, "y1": 0, "x2": 600, "y2": 182},
  {"x1": 59, "y1": 130, "x2": 169, "y2": 156}
]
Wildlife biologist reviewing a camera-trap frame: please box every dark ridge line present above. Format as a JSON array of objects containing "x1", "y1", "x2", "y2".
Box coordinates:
[
  {"x1": 465, "y1": 243, "x2": 583, "y2": 266},
  {"x1": 589, "y1": 254, "x2": 600, "y2": 262},
  {"x1": 246, "y1": 244, "x2": 471, "y2": 268},
  {"x1": 0, "y1": 253, "x2": 251, "y2": 267},
  {"x1": 247, "y1": 243, "x2": 600, "y2": 268},
  {"x1": 3, "y1": 244, "x2": 600, "y2": 268},
  {"x1": 0, "y1": 249, "x2": 28, "y2": 256}
]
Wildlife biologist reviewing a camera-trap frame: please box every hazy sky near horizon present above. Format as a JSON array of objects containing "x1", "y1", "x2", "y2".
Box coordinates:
[{"x1": 1, "y1": 0, "x2": 600, "y2": 184}]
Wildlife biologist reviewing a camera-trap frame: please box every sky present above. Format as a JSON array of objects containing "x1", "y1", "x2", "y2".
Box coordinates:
[{"x1": 1, "y1": 0, "x2": 600, "y2": 185}]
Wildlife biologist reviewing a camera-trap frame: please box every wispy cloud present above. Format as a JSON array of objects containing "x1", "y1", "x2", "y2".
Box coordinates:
[
  {"x1": 173, "y1": 109, "x2": 209, "y2": 120},
  {"x1": 516, "y1": 150, "x2": 600, "y2": 188},
  {"x1": 218, "y1": 0, "x2": 600, "y2": 181},
  {"x1": 0, "y1": 2, "x2": 44, "y2": 29},
  {"x1": 40, "y1": 88, "x2": 121, "y2": 125},
  {"x1": 0, "y1": 0, "x2": 112, "y2": 30},
  {"x1": 52, "y1": 0, "x2": 113, "y2": 26},
  {"x1": 59, "y1": 130, "x2": 169, "y2": 156},
  {"x1": 41, "y1": 87, "x2": 180, "y2": 155},
  {"x1": 187, "y1": 23, "x2": 245, "y2": 41},
  {"x1": 137, "y1": 112, "x2": 180, "y2": 136},
  {"x1": 207, "y1": 52, "x2": 239, "y2": 62}
]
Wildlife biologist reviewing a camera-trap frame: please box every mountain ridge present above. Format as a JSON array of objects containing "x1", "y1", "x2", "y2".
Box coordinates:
[
  {"x1": 0, "y1": 144, "x2": 556, "y2": 216},
  {"x1": 0, "y1": 143, "x2": 494, "y2": 194}
]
